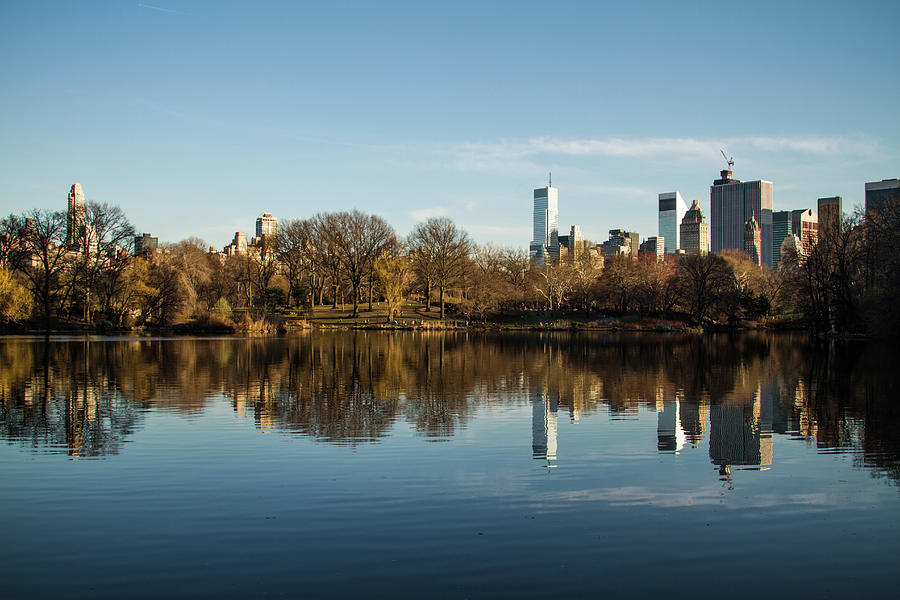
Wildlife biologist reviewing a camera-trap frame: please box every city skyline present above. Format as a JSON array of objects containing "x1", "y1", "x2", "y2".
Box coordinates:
[{"x1": 1, "y1": 1, "x2": 898, "y2": 248}]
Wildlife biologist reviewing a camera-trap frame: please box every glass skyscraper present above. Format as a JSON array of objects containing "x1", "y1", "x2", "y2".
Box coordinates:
[
  {"x1": 658, "y1": 191, "x2": 687, "y2": 253},
  {"x1": 530, "y1": 184, "x2": 559, "y2": 264},
  {"x1": 710, "y1": 169, "x2": 774, "y2": 268}
]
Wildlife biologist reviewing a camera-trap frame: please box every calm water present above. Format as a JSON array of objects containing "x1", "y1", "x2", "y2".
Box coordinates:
[{"x1": 1, "y1": 332, "x2": 898, "y2": 598}]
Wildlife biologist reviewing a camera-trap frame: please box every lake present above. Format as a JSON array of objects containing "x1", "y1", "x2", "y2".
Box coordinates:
[{"x1": 1, "y1": 332, "x2": 898, "y2": 598}]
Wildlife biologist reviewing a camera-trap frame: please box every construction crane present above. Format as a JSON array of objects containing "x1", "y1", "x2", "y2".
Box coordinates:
[{"x1": 720, "y1": 149, "x2": 734, "y2": 171}]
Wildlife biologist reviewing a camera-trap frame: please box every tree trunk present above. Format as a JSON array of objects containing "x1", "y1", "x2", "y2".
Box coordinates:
[
  {"x1": 425, "y1": 280, "x2": 431, "y2": 312},
  {"x1": 368, "y1": 270, "x2": 373, "y2": 311},
  {"x1": 439, "y1": 285, "x2": 445, "y2": 320}
]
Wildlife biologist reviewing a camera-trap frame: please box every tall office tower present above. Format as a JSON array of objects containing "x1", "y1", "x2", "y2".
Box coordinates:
[
  {"x1": 710, "y1": 168, "x2": 774, "y2": 267},
  {"x1": 680, "y1": 200, "x2": 709, "y2": 255},
  {"x1": 772, "y1": 211, "x2": 791, "y2": 268},
  {"x1": 744, "y1": 214, "x2": 761, "y2": 266},
  {"x1": 256, "y1": 212, "x2": 278, "y2": 238},
  {"x1": 569, "y1": 225, "x2": 584, "y2": 259},
  {"x1": 817, "y1": 196, "x2": 842, "y2": 238},
  {"x1": 865, "y1": 178, "x2": 900, "y2": 214},
  {"x1": 772, "y1": 209, "x2": 818, "y2": 267},
  {"x1": 66, "y1": 183, "x2": 85, "y2": 247},
  {"x1": 638, "y1": 236, "x2": 665, "y2": 261},
  {"x1": 530, "y1": 181, "x2": 559, "y2": 265},
  {"x1": 658, "y1": 191, "x2": 688, "y2": 253}
]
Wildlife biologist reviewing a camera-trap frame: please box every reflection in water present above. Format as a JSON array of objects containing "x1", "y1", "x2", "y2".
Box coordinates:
[
  {"x1": 709, "y1": 385, "x2": 774, "y2": 471},
  {"x1": 0, "y1": 332, "x2": 898, "y2": 483},
  {"x1": 532, "y1": 389, "x2": 558, "y2": 467}
]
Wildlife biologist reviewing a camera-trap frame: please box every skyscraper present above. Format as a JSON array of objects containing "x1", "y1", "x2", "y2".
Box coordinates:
[
  {"x1": 530, "y1": 180, "x2": 559, "y2": 265},
  {"x1": 638, "y1": 236, "x2": 664, "y2": 261},
  {"x1": 817, "y1": 196, "x2": 842, "y2": 238},
  {"x1": 772, "y1": 209, "x2": 818, "y2": 267},
  {"x1": 658, "y1": 191, "x2": 687, "y2": 253},
  {"x1": 66, "y1": 183, "x2": 85, "y2": 247},
  {"x1": 710, "y1": 168, "x2": 774, "y2": 267},
  {"x1": 744, "y1": 214, "x2": 761, "y2": 266},
  {"x1": 680, "y1": 200, "x2": 709, "y2": 255},
  {"x1": 256, "y1": 212, "x2": 278, "y2": 238},
  {"x1": 865, "y1": 179, "x2": 900, "y2": 214}
]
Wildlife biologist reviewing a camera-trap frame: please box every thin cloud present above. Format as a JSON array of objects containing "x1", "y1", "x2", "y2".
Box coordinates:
[
  {"x1": 409, "y1": 206, "x2": 448, "y2": 222},
  {"x1": 137, "y1": 3, "x2": 193, "y2": 16}
]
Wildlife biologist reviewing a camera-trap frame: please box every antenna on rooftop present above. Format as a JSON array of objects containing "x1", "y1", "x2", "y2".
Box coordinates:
[{"x1": 549, "y1": 171, "x2": 552, "y2": 187}]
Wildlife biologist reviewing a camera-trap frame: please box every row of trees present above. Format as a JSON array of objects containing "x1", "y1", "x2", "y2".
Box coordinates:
[{"x1": 2, "y1": 200, "x2": 899, "y2": 335}]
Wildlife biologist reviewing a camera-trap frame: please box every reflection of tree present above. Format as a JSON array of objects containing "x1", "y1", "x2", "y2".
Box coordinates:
[{"x1": 0, "y1": 333, "x2": 897, "y2": 483}]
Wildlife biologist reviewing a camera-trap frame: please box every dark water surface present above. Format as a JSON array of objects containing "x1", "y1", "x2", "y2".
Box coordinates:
[{"x1": 1, "y1": 332, "x2": 898, "y2": 598}]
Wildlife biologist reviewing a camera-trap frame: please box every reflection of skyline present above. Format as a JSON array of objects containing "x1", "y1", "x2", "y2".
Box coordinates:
[
  {"x1": 532, "y1": 388, "x2": 558, "y2": 467},
  {"x1": 709, "y1": 384, "x2": 774, "y2": 469},
  {"x1": 0, "y1": 334, "x2": 897, "y2": 483},
  {"x1": 656, "y1": 391, "x2": 686, "y2": 454}
]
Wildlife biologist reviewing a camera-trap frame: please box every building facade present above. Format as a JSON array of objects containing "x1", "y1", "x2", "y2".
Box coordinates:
[
  {"x1": 638, "y1": 236, "x2": 665, "y2": 261},
  {"x1": 256, "y1": 212, "x2": 278, "y2": 238},
  {"x1": 223, "y1": 232, "x2": 248, "y2": 256},
  {"x1": 772, "y1": 209, "x2": 818, "y2": 268},
  {"x1": 865, "y1": 179, "x2": 900, "y2": 214},
  {"x1": 710, "y1": 169, "x2": 774, "y2": 267},
  {"x1": 658, "y1": 191, "x2": 687, "y2": 254},
  {"x1": 134, "y1": 233, "x2": 159, "y2": 256},
  {"x1": 680, "y1": 199, "x2": 709, "y2": 255},
  {"x1": 66, "y1": 183, "x2": 86, "y2": 248},
  {"x1": 744, "y1": 214, "x2": 761, "y2": 266},
  {"x1": 817, "y1": 196, "x2": 842, "y2": 238},
  {"x1": 530, "y1": 184, "x2": 559, "y2": 265},
  {"x1": 608, "y1": 229, "x2": 640, "y2": 256}
]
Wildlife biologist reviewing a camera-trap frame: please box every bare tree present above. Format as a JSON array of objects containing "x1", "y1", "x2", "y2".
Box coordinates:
[
  {"x1": 2, "y1": 210, "x2": 70, "y2": 326},
  {"x1": 311, "y1": 212, "x2": 346, "y2": 310},
  {"x1": 676, "y1": 252, "x2": 735, "y2": 325},
  {"x1": 274, "y1": 218, "x2": 314, "y2": 308},
  {"x1": 533, "y1": 261, "x2": 575, "y2": 311},
  {"x1": 79, "y1": 202, "x2": 136, "y2": 321},
  {"x1": 326, "y1": 210, "x2": 397, "y2": 318},
  {"x1": 408, "y1": 217, "x2": 471, "y2": 319}
]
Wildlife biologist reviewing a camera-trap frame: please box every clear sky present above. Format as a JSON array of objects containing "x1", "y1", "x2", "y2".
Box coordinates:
[{"x1": 1, "y1": 0, "x2": 898, "y2": 249}]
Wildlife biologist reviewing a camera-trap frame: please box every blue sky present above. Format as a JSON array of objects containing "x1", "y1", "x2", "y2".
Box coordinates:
[{"x1": 1, "y1": 0, "x2": 898, "y2": 248}]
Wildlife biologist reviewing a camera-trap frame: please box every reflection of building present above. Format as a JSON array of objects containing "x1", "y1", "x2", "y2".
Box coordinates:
[
  {"x1": 678, "y1": 393, "x2": 708, "y2": 447},
  {"x1": 710, "y1": 168, "x2": 774, "y2": 267},
  {"x1": 532, "y1": 390, "x2": 558, "y2": 467},
  {"x1": 709, "y1": 384, "x2": 773, "y2": 469},
  {"x1": 658, "y1": 191, "x2": 688, "y2": 253},
  {"x1": 656, "y1": 395, "x2": 686, "y2": 453}
]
